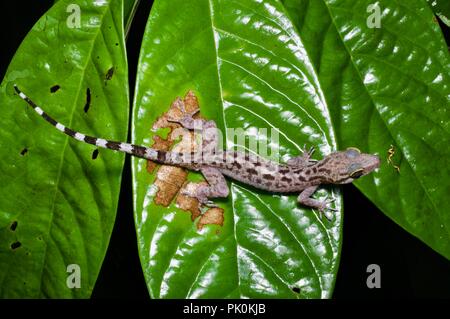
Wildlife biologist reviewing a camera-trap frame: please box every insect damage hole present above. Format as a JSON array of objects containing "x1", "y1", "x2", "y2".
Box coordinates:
[
  {"x1": 50, "y1": 85, "x2": 60, "y2": 93},
  {"x1": 105, "y1": 67, "x2": 114, "y2": 81},
  {"x1": 11, "y1": 241, "x2": 21, "y2": 250},
  {"x1": 10, "y1": 221, "x2": 18, "y2": 231},
  {"x1": 92, "y1": 149, "x2": 99, "y2": 160},
  {"x1": 20, "y1": 148, "x2": 28, "y2": 156},
  {"x1": 291, "y1": 287, "x2": 301, "y2": 294},
  {"x1": 84, "y1": 88, "x2": 91, "y2": 113}
]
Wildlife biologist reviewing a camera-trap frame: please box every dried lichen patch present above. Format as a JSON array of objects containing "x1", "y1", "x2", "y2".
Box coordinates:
[
  {"x1": 147, "y1": 91, "x2": 223, "y2": 227},
  {"x1": 197, "y1": 207, "x2": 225, "y2": 230},
  {"x1": 176, "y1": 181, "x2": 207, "y2": 221},
  {"x1": 153, "y1": 166, "x2": 188, "y2": 207}
]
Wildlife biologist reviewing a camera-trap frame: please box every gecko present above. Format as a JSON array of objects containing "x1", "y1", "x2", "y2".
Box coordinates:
[{"x1": 14, "y1": 85, "x2": 380, "y2": 216}]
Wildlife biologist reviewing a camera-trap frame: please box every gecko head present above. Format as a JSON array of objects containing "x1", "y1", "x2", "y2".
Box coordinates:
[{"x1": 322, "y1": 147, "x2": 380, "y2": 184}]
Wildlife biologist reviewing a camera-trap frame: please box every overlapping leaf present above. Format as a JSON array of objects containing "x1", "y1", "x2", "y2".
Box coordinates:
[
  {"x1": 132, "y1": 0, "x2": 342, "y2": 298},
  {"x1": 282, "y1": 0, "x2": 450, "y2": 259},
  {"x1": 426, "y1": 0, "x2": 450, "y2": 26},
  {"x1": 0, "y1": 0, "x2": 128, "y2": 297}
]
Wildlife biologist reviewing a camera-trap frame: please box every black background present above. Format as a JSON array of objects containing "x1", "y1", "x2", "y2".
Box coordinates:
[{"x1": 1, "y1": 1, "x2": 449, "y2": 299}]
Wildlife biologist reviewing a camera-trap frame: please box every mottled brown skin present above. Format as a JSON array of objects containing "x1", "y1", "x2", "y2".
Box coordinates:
[
  {"x1": 165, "y1": 147, "x2": 380, "y2": 212},
  {"x1": 212, "y1": 148, "x2": 379, "y2": 192},
  {"x1": 15, "y1": 85, "x2": 380, "y2": 215},
  {"x1": 135, "y1": 107, "x2": 380, "y2": 213}
]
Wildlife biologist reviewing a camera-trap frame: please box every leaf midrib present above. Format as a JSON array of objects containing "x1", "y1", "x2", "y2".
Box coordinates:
[
  {"x1": 207, "y1": 0, "x2": 243, "y2": 298},
  {"x1": 207, "y1": 0, "x2": 340, "y2": 298}
]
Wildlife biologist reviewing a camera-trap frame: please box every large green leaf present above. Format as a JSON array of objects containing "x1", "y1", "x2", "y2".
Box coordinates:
[
  {"x1": 282, "y1": 0, "x2": 450, "y2": 259},
  {"x1": 133, "y1": 0, "x2": 342, "y2": 298},
  {"x1": 0, "y1": 0, "x2": 129, "y2": 297}
]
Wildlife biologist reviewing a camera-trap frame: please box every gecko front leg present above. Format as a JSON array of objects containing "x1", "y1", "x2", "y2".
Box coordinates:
[
  {"x1": 182, "y1": 167, "x2": 229, "y2": 205},
  {"x1": 287, "y1": 146, "x2": 318, "y2": 167},
  {"x1": 297, "y1": 186, "x2": 336, "y2": 220}
]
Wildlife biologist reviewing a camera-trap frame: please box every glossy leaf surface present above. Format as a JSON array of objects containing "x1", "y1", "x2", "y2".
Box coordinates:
[
  {"x1": 133, "y1": 0, "x2": 342, "y2": 298},
  {"x1": 0, "y1": 0, "x2": 128, "y2": 297},
  {"x1": 282, "y1": 0, "x2": 450, "y2": 259}
]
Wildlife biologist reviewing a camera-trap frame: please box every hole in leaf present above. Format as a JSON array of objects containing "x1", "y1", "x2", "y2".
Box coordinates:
[
  {"x1": 115, "y1": 42, "x2": 119, "y2": 46},
  {"x1": 84, "y1": 88, "x2": 91, "y2": 113},
  {"x1": 105, "y1": 67, "x2": 114, "y2": 81},
  {"x1": 50, "y1": 85, "x2": 60, "y2": 93},
  {"x1": 92, "y1": 149, "x2": 99, "y2": 160},
  {"x1": 292, "y1": 287, "x2": 300, "y2": 293},
  {"x1": 11, "y1": 241, "x2": 21, "y2": 250},
  {"x1": 10, "y1": 221, "x2": 18, "y2": 231},
  {"x1": 20, "y1": 148, "x2": 28, "y2": 156}
]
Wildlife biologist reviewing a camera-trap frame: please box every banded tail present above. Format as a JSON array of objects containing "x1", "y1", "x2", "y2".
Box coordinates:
[{"x1": 14, "y1": 85, "x2": 162, "y2": 161}]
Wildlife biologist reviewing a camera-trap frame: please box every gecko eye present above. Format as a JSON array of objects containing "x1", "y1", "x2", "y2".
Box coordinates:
[
  {"x1": 350, "y1": 169, "x2": 364, "y2": 179},
  {"x1": 345, "y1": 147, "x2": 360, "y2": 158}
]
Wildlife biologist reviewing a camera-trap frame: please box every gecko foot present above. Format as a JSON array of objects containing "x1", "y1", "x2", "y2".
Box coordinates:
[
  {"x1": 167, "y1": 100, "x2": 200, "y2": 124},
  {"x1": 300, "y1": 144, "x2": 317, "y2": 159},
  {"x1": 202, "y1": 201, "x2": 219, "y2": 208},
  {"x1": 180, "y1": 184, "x2": 218, "y2": 207},
  {"x1": 167, "y1": 110, "x2": 202, "y2": 130},
  {"x1": 302, "y1": 144, "x2": 315, "y2": 156},
  {"x1": 316, "y1": 198, "x2": 338, "y2": 221},
  {"x1": 288, "y1": 145, "x2": 318, "y2": 167},
  {"x1": 297, "y1": 186, "x2": 337, "y2": 220},
  {"x1": 167, "y1": 110, "x2": 199, "y2": 122}
]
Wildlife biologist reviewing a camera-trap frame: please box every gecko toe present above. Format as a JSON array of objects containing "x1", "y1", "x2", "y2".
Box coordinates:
[
  {"x1": 322, "y1": 211, "x2": 334, "y2": 221},
  {"x1": 167, "y1": 115, "x2": 180, "y2": 123},
  {"x1": 202, "y1": 200, "x2": 219, "y2": 208}
]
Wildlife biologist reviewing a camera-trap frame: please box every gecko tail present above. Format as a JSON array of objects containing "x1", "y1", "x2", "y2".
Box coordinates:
[{"x1": 14, "y1": 84, "x2": 161, "y2": 161}]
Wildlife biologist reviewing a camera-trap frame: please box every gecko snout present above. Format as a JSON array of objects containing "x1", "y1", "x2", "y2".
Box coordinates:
[
  {"x1": 362, "y1": 153, "x2": 380, "y2": 174},
  {"x1": 372, "y1": 154, "x2": 381, "y2": 169}
]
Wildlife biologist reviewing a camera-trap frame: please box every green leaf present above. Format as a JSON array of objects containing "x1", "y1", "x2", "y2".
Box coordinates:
[
  {"x1": 133, "y1": 0, "x2": 342, "y2": 298},
  {"x1": 282, "y1": 0, "x2": 450, "y2": 259},
  {"x1": 426, "y1": 0, "x2": 450, "y2": 26},
  {"x1": 0, "y1": 0, "x2": 129, "y2": 297},
  {"x1": 54, "y1": 0, "x2": 138, "y2": 33},
  {"x1": 124, "y1": 0, "x2": 140, "y2": 38}
]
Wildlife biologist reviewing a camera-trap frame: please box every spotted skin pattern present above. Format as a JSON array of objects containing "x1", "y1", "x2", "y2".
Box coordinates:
[{"x1": 14, "y1": 85, "x2": 380, "y2": 216}]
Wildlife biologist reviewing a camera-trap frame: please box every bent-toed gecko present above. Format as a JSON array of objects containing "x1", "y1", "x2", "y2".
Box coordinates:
[{"x1": 14, "y1": 85, "x2": 380, "y2": 216}]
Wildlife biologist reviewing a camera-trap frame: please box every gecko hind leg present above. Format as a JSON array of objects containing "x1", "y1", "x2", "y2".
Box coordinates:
[
  {"x1": 181, "y1": 167, "x2": 229, "y2": 206},
  {"x1": 297, "y1": 186, "x2": 337, "y2": 220},
  {"x1": 167, "y1": 100, "x2": 203, "y2": 130},
  {"x1": 167, "y1": 106, "x2": 219, "y2": 154}
]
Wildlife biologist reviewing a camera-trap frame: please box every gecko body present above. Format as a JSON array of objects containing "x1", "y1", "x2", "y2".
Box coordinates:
[{"x1": 14, "y1": 85, "x2": 380, "y2": 214}]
